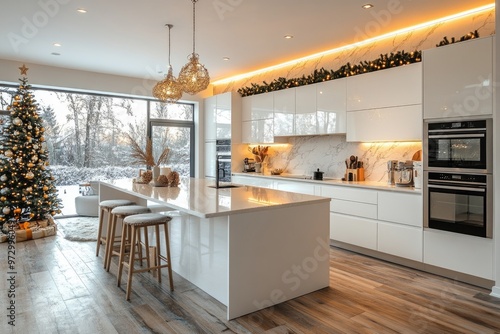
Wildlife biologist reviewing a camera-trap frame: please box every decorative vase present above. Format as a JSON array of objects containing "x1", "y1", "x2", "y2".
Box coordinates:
[
  {"x1": 152, "y1": 166, "x2": 160, "y2": 182},
  {"x1": 255, "y1": 162, "x2": 262, "y2": 173}
]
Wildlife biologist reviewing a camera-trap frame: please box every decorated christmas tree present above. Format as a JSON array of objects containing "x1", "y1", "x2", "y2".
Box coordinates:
[{"x1": 0, "y1": 65, "x2": 62, "y2": 227}]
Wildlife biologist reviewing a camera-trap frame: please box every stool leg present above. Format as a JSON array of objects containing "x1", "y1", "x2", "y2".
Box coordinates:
[
  {"x1": 117, "y1": 223, "x2": 128, "y2": 287},
  {"x1": 95, "y1": 207, "x2": 106, "y2": 256},
  {"x1": 143, "y1": 226, "x2": 150, "y2": 269},
  {"x1": 126, "y1": 226, "x2": 138, "y2": 301},
  {"x1": 103, "y1": 209, "x2": 114, "y2": 268},
  {"x1": 155, "y1": 224, "x2": 162, "y2": 283},
  {"x1": 164, "y1": 222, "x2": 174, "y2": 291},
  {"x1": 105, "y1": 214, "x2": 118, "y2": 272}
]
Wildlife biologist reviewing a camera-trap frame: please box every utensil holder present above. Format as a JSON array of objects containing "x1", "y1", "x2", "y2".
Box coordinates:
[{"x1": 346, "y1": 169, "x2": 358, "y2": 181}]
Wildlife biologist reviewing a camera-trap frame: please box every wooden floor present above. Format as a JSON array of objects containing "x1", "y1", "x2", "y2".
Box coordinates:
[{"x1": 1, "y1": 233, "x2": 500, "y2": 334}]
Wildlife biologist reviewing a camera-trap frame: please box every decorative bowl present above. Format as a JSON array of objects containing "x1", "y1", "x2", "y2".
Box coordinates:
[{"x1": 271, "y1": 168, "x2": 284, "y2": 175}]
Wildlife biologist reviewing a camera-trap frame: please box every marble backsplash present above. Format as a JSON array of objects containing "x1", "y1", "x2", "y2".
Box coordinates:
[{"x1": 238, "y1": 136, "x2": 422, "y2": 182}]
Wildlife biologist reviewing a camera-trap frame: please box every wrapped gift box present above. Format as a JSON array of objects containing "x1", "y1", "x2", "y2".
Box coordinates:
[{"x1": 1, "y1": 218, "x2": 57, "y2": 243}]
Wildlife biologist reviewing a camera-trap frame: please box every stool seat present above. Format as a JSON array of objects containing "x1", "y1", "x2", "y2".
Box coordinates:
[
  {"x1": 100, "y1": 199, "x2": 135, "y2": 209},
  {"x1": 111, "y1": 205, "x2": 151, "y2": 216},
  {"x1": 96, "y1": 199, "x2": 135, "y2": 259},
  {"x1": 123, "y1": 213, "x2": 172, "y2": 226}
]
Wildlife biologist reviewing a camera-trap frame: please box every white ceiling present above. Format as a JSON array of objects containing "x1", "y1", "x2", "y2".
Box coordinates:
[{"x1": 0, "y1": 0, "x2": 494, "y2": 83}]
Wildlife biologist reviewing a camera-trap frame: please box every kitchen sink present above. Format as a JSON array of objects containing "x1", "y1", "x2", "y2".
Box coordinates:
[{"x1": 208, "y1": 184, "x2": 241, "y2": 189}]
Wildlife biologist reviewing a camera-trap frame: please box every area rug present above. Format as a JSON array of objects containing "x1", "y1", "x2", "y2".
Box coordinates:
[{"x1": 56, "y1": 216, "x2": 99, "y2": 241}]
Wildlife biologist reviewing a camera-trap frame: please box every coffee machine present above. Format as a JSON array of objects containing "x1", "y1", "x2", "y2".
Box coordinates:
[
  {"x1": 243, "y1": 158, "x2": 256, "y2": 172},
  {"x1": 387, "y1": 160, "x2": 398, "y2": 185}
]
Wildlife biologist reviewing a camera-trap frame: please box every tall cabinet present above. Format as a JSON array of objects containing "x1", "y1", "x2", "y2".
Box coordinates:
[
  {"x1": 204, "y1": 92, "x2": 241, "y2": 178},
  {"x1": 423, "y1": 36, "x2": 493, "y2": 119}
]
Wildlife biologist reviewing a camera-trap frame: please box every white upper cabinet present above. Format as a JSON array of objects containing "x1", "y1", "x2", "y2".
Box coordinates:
[
  {"x1": 216, "y1": 92, "x2": 232, "y2": 140},
  {"x1": 316, "y1": 78, "x2": 347, "y2": 134},
  {"x1": 242, "y1": 119, "x2": 274, "y2": 144},
  {"x1": 346, "y1": 104, "x2": 422, "y2": 142},
  {"x1": 273, "y1": 88, "x2": 295, "y2": 136},
  {"x1": 423, "y1": 36, "x2": 493, "y2": 119},
  {"x1": 204, "y1": 92, "x2": 241, "y2": 142},
  {"x1": 204, "y1": 95, "x2": 217, "y2": 141},
  {"x1": 346, "y1": 63, "x2": 422, "y2": 111},
  {"x1": 242, "y1": 92, "x2": 274, "y2": 121},
  {"x1": 295, "y1": 84, "x2": 317, "y2": 135}
]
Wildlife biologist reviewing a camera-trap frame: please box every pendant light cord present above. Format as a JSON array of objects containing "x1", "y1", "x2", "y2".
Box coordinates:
[
  {"x1": 192, "y1": 0, "x2": 197, "y2": 54},
  {"x1": 167, "y1": 24, "x2": 173, "y2": 66}
]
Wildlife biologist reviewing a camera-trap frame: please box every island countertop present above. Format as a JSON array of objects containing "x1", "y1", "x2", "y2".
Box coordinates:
[{"x1": 101, "y1": 178, "x2": 331, "y2": 219}]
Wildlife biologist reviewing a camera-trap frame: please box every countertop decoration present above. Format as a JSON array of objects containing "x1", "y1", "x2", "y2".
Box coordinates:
[
  {"x1": 127, "y1": 134, "x2": 170, "y2": 184},
  {"x1": 249, "y1": 145, "x2": 269, "y2": 163}
]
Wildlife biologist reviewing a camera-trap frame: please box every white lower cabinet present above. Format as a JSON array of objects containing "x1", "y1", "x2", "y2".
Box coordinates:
[
  {"x1": 424, "y1": 230, "x2": 493, "y2": 279},
  {"x1": 231, "y1": 175, "x2": 274, "y2": 188},
  {"x1": 330, "y1": 213, "x2": 377, "y2": 250},
  {"x1": 274, "y1": 180, "x2": 317, "y2": 195},
  {"x1": 378, "y1": 191, "x2": 422, "y2": 227},
  {"x1": 378, "y1": 222, "x2": 422, "y2": 261}
]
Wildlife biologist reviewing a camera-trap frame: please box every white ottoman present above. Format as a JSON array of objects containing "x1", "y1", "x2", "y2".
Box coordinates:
[{"x1": 75, "y1": 195, "x2": 99, "y2": 217}]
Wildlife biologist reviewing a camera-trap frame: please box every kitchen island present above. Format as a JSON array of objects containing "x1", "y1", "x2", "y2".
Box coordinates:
[{"x1": 99, "y1": 178, "x2": 331, "y2": 320}]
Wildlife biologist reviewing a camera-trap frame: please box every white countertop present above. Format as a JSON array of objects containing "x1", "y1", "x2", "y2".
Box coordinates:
[
  {"x1": 232, "y1": 172, "x2": 422, "y2": 193},
  {"x1": 101, "y1": 178, "x2": 331, "y2": 218}
]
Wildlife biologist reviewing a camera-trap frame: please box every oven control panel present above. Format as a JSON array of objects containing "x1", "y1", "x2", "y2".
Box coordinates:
[{"x1": 428, "y1": 172, "x2": 487, "y2": 184}]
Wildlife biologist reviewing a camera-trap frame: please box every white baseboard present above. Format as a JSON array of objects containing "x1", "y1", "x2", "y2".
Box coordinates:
[{"x1": 490, "y1": 286, "x2": 500, "y2": 298}]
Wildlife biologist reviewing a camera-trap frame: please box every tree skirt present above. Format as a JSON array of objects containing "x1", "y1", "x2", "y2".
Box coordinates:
[{"x1": 56, "y1": 217, "x2": 99, "y2": 242}]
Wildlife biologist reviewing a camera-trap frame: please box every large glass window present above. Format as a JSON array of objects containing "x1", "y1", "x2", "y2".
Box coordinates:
[{"x1": 0, "y1": 84, "x2": 195, "y2": 216}]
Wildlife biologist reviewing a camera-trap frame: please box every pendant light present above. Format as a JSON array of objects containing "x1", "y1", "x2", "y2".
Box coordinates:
[
  {"x1": 178, "y1": 0, "x2": 210, "y2": 95},
  {"x1": 153, "y1": 24, "x2": 183, "y2": 103}
]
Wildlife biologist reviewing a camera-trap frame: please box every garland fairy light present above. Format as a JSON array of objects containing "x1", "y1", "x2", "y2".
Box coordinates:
[{"x1": 237, "y1": 31, "x2": 480, "y2": 97}]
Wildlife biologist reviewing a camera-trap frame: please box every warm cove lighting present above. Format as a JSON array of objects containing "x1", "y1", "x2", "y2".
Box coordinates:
[{"x1": 212, "y1": 3, "x2": 494, "y2": 86}]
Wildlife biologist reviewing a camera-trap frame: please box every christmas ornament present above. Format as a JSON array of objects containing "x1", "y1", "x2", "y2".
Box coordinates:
[
  {"x1": 2, "y1": 207, "x2": 10, "y2": 215},
  {"x1": 26, "y1": 171, "x2": 34, "y2": 179},
  {"x1": 12, "y1": 146, "x2": 18, "y2": 151},
  {"x1": 13, "y1": 117, "x2": 22, "y2": 126},
  {"x1": 0, "y1": 175, "x2": 7, "y2": 182},
  {"x1": 1, "y1": 188, "x2": 10, "y2": 195},
  {"x1": 31, "y1": 155, "x2": 38, "y2": 162},
  {"x1": 5, "y1": 150, "x2": 13, "y2": 157},
  {"x1": 16, "y1": 158, "x2": 22, "y2": 163},
  {"x1": 26, "y1": 186, "x2": 33, "y2": 192}
]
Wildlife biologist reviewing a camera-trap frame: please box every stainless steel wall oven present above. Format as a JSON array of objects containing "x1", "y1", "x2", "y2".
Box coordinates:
[
  {"x1": 424, "y1": 119, "x2": 492, "y2": 173},
  {"x1": 424, "y1": 171, "x2": 492, "y2": 238},
  {"x1": 423, "y1": 118, "x2": 493, "y2": 238}
]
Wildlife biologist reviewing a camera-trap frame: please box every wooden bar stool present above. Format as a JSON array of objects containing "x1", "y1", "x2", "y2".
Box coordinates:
[
  {"x1": 96, "y1": 199, "x2": 135, "y2": 260},
  {"x1": 117, "y1": 213, "x2": 173, "y2": 301},
  {"x1": 105, "y1": 205, "x2": 151, "y2": 272}
]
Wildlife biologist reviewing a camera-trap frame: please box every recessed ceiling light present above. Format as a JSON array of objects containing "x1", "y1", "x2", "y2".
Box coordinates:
[
  {"x1": 77, "y1": 8, "x2": 87, "y2": 13},
  {"x1": 223, "y1": 57, "x2": 230, "y2": 61},
  {"x1": 53, "y1": 43, "x2": 61, "y2": 47},
  {"x1": 284, "y1": 35, "x2": 294, "y2": 39},
  {"x1": 362, "y1": 4, "x2": 374, "y2": 9},
  {"x1": 51, "y1": 52, "x2": 61, "y2": 56}
]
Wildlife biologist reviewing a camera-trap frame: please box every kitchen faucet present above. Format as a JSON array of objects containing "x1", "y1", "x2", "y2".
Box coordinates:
[{"x1": 215, "y1": 154, "x2": 225, "y2": 189}]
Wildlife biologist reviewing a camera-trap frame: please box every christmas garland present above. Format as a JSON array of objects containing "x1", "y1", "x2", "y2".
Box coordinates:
[
  {"x1": 436, "y1": 30, "x2": 479, "y2": 47},
  {"x1": 238, "y1": 50, "x2": 421, "y2": 97},
  {"x1": 238, "y1": 31, "x2": 480, "y2": 97}
]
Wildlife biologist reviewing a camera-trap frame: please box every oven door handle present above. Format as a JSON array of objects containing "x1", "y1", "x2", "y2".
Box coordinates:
[
  {"x1": 428, "y1": 133, "x2": 484, "y2": 139},
  {"x1": 428, "y1": 184, "x2": 485, "y2": 192}
]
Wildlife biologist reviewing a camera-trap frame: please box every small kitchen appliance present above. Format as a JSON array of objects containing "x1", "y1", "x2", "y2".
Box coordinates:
[
  {"x1": 394, "y1": 161, "x2": 414, "y2": 187},
  {"x1": 413, "y1": 161, "x2": 422, "y2": 189},
  {"x1": 387, "y1": 160, "x2": 398, "y2": 185},
  {"x1": 243, "y1": 158, "x2": 255, "y2": 172}
]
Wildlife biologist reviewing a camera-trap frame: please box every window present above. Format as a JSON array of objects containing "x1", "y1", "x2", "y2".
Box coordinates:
[{"x1": 0, "y1": 84, "x2": 195, "y2": 216}]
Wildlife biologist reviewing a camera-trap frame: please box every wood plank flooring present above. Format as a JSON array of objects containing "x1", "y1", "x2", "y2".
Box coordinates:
[{"x1": 1, "y1": 233, "x2": 500, "y2": 334}]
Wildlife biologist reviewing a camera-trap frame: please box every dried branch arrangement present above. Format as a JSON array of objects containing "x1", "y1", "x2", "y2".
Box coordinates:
[{"x1": 126, "y1": 134, "x2": 170, "y2": 167}]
